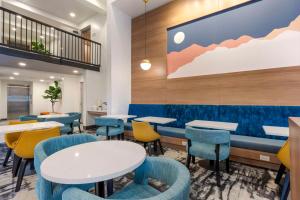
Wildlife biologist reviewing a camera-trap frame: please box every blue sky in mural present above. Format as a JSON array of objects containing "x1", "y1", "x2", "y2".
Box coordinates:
[{"x1": 167, "y1": 0, "x2": 300, "y2": 53}]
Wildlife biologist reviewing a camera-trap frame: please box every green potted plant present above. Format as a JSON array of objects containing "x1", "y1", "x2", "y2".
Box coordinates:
[
  {"x1": 32, "y1": 40, "x2": 50, "y2": 54},
  {"x1": 43, "y1": 81, "x2": 62, "y2": 113}
]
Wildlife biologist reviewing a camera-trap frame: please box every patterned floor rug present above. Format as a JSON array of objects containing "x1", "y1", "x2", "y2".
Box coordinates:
[{"x1": 0, "y1": 136, "x2": 280, "y2": 200}]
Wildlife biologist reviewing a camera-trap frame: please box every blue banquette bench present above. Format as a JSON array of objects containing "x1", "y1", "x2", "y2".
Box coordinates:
[{"x1": 125, "y1": 104, "x2": 300, "y2": 154}]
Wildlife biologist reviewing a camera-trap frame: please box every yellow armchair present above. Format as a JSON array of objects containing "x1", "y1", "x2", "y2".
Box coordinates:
[
  {"x1": 14, "y1": 127, "x2": 60, "y2": 192},
  {"x1": 132, "y1": 121, "x2": 164, "y2": 155},
  {"x1": 2, "y1": 120, "x2": 37, "y2": 167}
]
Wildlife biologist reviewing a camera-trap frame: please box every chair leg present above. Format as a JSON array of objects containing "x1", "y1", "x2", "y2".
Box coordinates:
[
  {"x1": 226, "y1": 158, "x2": 230, "y2": 173},
  {"x1": 280, "y1": 172, "x2": 290, "y2": 200},
  {"x1": 3, "y1": 148, "x2": 12, "y2": 167},
  {"x1": 12, "y1": 154, "x2": 22, "y2": 178},
  {"x1": 121, "y1": 133, "x2": 125, "y2": 140},
  {"x1": 209, "y1": 160, "x2": 214, "y2": 167},
  {"x1": 192, "y1": 156, "x2": 195, "y2": 164},
  {"x1": 186, "y1": 154, "x2": 191, "y2": 169},
  {"x1": 153, "y1": 141, "x2": 158, "y2": 152},
  {"x1": 15, "y1": 159, "x2": 29, "y2": 192},
  {"x1": 117, "y1": 134, "x2": 121, "y2": 140},
  {"x1": 275, "y1": 164, "x2": 286, "y2": 184},
  {"x1": 157, "y1": 140, "x2": 164, "y2": 155},
  {"x1": 147, "y1": 143, "x2": 152, "y2": 156},
  {"x1": 215, "y1": 144, "x2": 221, "y2": 187},
  {"x1": 29, "y1": 160, "x2": 35, "y2": 171},
  {"x1": 78, "y1": 125, "x2": 82, "y2": 133},
  {"x1": 143, "y1": 142, "x2": 147, "y2": 148}
]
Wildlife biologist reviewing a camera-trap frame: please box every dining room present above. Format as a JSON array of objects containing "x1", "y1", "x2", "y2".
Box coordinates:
[{"x1": 1, "y1": 0, "x2": 300, "y2": 200}]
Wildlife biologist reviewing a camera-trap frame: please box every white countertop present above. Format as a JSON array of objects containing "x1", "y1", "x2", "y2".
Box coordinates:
[
  {"x1": 263, "y1": 125, "x2": 289, "y2": 137},
  {"x1": 134, "y1": 116, "x2": 177, "y2": 125},
  {"x1": 38, "y1": 114, "x2": 69, "y2": 119},
  {"x1": 186, "y1": 120, "x2": 238, "y2": 131},
  {"x1": 41, "y1": 140, "x2": 146, "y2": 184},
  {"x1": 0, "y1": 121, "x2": 64, "y2": 143},
  {"x1": 101, "y1": 115, "x2": 137, "y2": 120}
]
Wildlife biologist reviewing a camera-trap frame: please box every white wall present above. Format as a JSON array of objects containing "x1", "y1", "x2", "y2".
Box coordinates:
[
  {"x1": 31, "y1": 81, "x2": 50, "y2": 115},
  {"x1": 79, "y1": 14, "x2": 108, "y2": 126},
  {"x1": 0, "y1": 80, "x2": 7, "y2": 119},
  {"x1": 107, "y1": 1, "x2": 132, "y2": 115}
]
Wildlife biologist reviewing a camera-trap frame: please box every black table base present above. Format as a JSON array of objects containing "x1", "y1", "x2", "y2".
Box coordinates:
[{"x1": 95, "y1": 179, "x2": 114, "y2": 197}]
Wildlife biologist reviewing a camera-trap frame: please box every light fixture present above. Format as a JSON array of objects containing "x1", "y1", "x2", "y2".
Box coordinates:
[
  {"x1": 73, "y1": 70, "x2": 79, "y2": 74},
  {"x1": 40, "y1": 79, "x2": 45, "y2": 82},
  {"x1": 69, "y1": 12, "x2": 76, "y2": 18},
  {"x1": 13, "y1": 72, "x2": 20, "y2": 76},
  {"x1": 18, "y1": 62, "x2": 26, "y2": 67},
  {"x1": 49, "y1": 76, "x2": 55, "y2": 79},
  {"x1": 9, "y1": 76, "x2": 15, "y2": 80},
  {"x1": 140, "y1": 0, "x2": 151, "y2": 71}
]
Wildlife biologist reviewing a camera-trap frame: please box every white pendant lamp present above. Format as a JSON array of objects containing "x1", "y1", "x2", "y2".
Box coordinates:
[{"x1": 140, "y1": 0, "x2": 151, "y2": 71}]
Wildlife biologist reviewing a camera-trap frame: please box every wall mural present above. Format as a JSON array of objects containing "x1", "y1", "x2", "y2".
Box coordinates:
[{"x1": 167, "y1": 0, "x2": 300, "y2": 79}]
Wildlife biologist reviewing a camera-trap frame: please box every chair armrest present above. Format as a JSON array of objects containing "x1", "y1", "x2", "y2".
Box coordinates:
[
  {"x1": 62, "y1": 188, "x2": 104, "y2": 200},
  {"x1": 4, "y1": 132, "x2": 22, "y2": 148}
]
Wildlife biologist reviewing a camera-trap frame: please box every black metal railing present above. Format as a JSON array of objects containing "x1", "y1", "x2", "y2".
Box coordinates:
[{"x1": 0, "y1": 7, "x2": 101, "y2": 68}]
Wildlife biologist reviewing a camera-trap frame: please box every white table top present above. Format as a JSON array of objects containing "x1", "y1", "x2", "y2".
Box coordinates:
[
  {"x1": 263, "y1": 125, "x2": 289, "y2": 137},
  {"x1": 0, "y1": 121, "x2": 64, "y2": 143},
  {"x1": 101, "y1": 115, "x2": 137, "y2": 120},
  {"x1": 38, "y1": 114, "x2": 69, "y2": 119},
  {"x1": 134, "y1": 116, "x2": 177, "y2": 124},
  {"x1": 41, "y1": 140, "x2": 146, "y2": 184},
  {"x1": 186, "y1": 120, "x2": 238, "y2": 131}
]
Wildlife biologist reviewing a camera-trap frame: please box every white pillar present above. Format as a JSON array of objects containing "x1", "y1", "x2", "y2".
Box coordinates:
[{"x1": 107, "y1": 1, "x2": 132, "y2": 115}]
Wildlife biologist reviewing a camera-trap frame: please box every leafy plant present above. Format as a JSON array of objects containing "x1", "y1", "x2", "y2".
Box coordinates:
[
  {"x1": 43, "y1": 81, "x2": 62, "y2": 113},
  {"x1": 32, "y1": 40, "x2": 50, "y2": 54}
]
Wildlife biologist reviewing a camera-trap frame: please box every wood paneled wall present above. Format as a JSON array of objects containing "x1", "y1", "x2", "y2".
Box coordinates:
[{"x1": 131, "y1": 0, "x2": 300, "y2": 106}]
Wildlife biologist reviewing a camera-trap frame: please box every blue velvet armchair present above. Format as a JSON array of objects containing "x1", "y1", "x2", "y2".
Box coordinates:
[
  {"x1": 45, "y1": 116, "x2": 77, "y2": 135},
  {"x1": 62, "y1": 157, "x2": 190, "y2": 200},
  {"x1": 67, "y1": 112, "x2": 82, "y2": 133},
  {"x1": 95, "y1": 117, "x2": 124, "y2": 140},
  {"x1": 34, "y1": 134, "x2": 97, "y2": 200},
  {"x1": 19, "y1": 115, "x2": 38, "y2": 121},
  {"x1": 185, "y1": 126, "x2": 230, "y2": 186}
]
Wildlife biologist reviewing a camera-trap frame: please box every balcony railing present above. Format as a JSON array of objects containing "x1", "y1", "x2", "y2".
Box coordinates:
[{"x1": 0, "y1": 7, "x2": 101, "y2": 70}]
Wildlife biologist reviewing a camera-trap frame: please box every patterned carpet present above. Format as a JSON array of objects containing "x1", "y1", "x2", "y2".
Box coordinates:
[{"x1": 0, "y1": 133, "x2": 280, "y2": 200}]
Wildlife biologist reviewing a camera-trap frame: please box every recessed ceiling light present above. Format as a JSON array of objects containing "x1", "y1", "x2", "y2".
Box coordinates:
[
  {"x1": 73, "y1": 70, "x2": 79, "y2": 74},
  {"x1": 40, "y1": 79, "x2": 45, "y2": 82},
  {"x1": 17, "y1": 15, "x2": 22, "y2": 19},
  {"x1": 12, "y1": 27, "x2": 16, "y2": 31},
  {"x1": 9, "y1": 76, "x2": 15, "y2": 80},
  {"x1": 13, "y1": 72, "x2": 20, "y2": 76},
  {"x1": 49, "y1": 76, "x2": 55, "y2": 79},
  {"x1": 69, "y1": 12, "x2": 76, "y2": 18},
  {"x1": 18, "y1": 62, "x2": 26, "y2": 67}
]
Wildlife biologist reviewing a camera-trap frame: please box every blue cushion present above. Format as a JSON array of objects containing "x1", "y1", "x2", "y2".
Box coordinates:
[
  {"x1": 189, "y1": 142, "x2": 230, "y2": 161},
  {"x1": 60, "y1": 126, "x2": 72, "y2": 134},
  {"x1": 157, "y1": 126, "x2": 185, "y2": 139},
  {"x1": 108, "y1": 182, "x2": 160, "y2": 199},
  {"x1": 96, "y1": 126, "x2": 123, "y2": 136},
  {"x1": 231, "y1": 135, "x2": 285, "y2": 153},
  {"x1": 73, "y1": 121, "x2": 80, "y2": 127}
]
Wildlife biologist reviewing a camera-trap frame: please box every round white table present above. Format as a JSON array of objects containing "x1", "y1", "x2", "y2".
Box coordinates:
[{"x1": 41, "y1": 140, "x2": 146, "y2": 197}]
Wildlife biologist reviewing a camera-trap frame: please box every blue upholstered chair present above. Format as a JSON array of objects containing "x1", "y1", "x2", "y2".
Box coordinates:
[
  {"x1": 95, "y1": 117, "x2": 124, "y2": 140},
  {"x1": 19, "y1": 115, "x2": 38, "y2": 121},
  {"x1": 34, "y1": 134, "x2": 97, "y2": 200},
  {"x1": 62, "y1": 157, "x2": 190, "y2": 200},
  {"x1": 45, "y1": 116, "x2": 76, "y2": 135},
  {"x1": 67, "y1": 112, "x2": 82, "y2": 133},
  {"x1": 185, "y1": 126, "x2": 230, "y2": 186}
]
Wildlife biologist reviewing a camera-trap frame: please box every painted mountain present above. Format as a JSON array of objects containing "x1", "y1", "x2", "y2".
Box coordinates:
[{"x1": 167, "y1": 0, "x2": 300, "y2": 79}]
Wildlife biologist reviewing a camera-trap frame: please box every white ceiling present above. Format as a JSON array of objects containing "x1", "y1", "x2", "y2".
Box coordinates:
[
  {"x1": 10, "y1": 0, "x2": 100, "y2": 25},
  {"x1": 0, "y1": 54, "x2": 84, "y2": 82},
  {"x1": 113, "y1": 0, "x2": 173, "y2": 18}
]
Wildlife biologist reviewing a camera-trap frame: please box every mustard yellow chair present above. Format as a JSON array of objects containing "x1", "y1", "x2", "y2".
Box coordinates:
[
  {"x1": 132, "y1": 121, "x2": 164, "y2": 155},
  {"x1": 13, "y1": 127, "x2": 60, "y2": 192},
  {"x1": 275, "y1": 141, "x2": 290, "y2": 200},
  {"x1": 2, "y1": 120, "x2": 37, "y2": 167}
]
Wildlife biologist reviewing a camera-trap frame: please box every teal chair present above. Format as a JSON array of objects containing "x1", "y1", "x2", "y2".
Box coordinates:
[
  {"x1": 34, "y1": 134, "x2": 97, "y2": 200},
  {"x1": 68, "y1": 112, "x2": 82, "y2": 133},
  {"x1": 45, "y1": 116, "x2": 76, "y2": 135},
  {"x1": 95, "y1": 117, "x2": 124, "y2": 140},
  {"x1": 19, "y1": 115, "x2": 38, "y2": 121},
  {"x1": 185, "y1": 126, "x2": 230, "y2": 186},
  {"x1": 62, "y1": 157, "x2": 191, "y2": 200}
]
